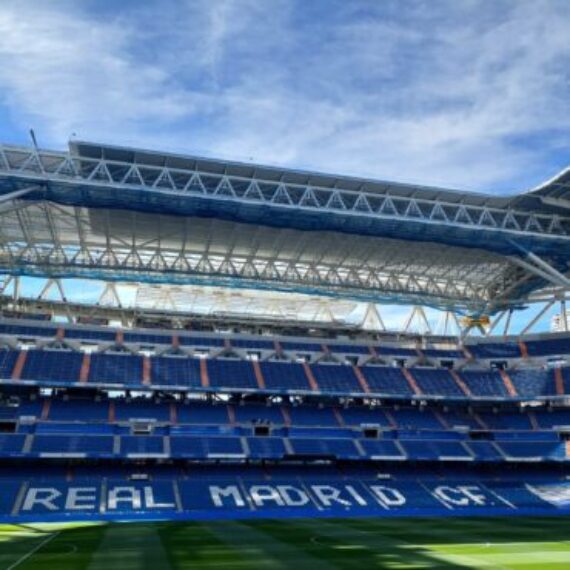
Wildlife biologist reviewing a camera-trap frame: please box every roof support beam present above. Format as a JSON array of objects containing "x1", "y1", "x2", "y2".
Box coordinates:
[
  {"x1": 526, "y1": 251, "x2": 570, "y2": 288},
  {"x1": 0, "y1": 186, "x2": 37, "y2": 204},
  {"x1": 520, "y1": 299, "x2": 555, "y2": 335}
]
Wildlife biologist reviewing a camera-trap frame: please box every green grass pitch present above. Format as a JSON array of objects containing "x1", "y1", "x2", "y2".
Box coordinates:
[{"x1": 1, "y1": 516, "x2": 570, "y2": 569}]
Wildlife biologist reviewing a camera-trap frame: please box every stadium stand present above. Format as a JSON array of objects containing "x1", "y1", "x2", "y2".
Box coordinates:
[{"x1": 2, "y1": 138, "x2": 570, "y2": 526}]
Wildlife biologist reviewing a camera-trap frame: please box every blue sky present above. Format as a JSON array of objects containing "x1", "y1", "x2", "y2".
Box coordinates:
[
  {"x1": 1, "y1": 0, "x2": 569, "y2": 333},
  {"x1": 0, "y1": 0, "x2": 569, "y2": 194}
]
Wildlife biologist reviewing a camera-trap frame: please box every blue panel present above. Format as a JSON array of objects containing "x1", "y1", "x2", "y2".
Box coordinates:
[
  {"x1": 359, "y1": 439, "x2": 403, "y2": 458},
  {"x1": 176, "y1": 403, "x2": 229, "y2": 425},
  {"x1": 525, "y1": 337, "x2": 570, "y2": 357},
  {"x1": 328, "y1": 344, "x2": 371, "y2": 355},
  {"x1": 288, "y1": 406, "x2": 338, "y2": 426},
  {"x1": 231, "y1": 338, "x2": 275, "y2": 350},
  {"x1": 400, "y1": 440, "x2": 471, "y2": 459},
  {"x1": 115, "y1": 401, "x2": 170, "y2": 422},
  {"x1": 32, "y1": 435, "x2": 113, "y2": 456},
  {"x1": 466, "y1": 342, "x2": 521, "y2": 359},
  {"x1": 391, "y1": 409, "x2": 443, "y2": 430},
  {"x1": 339, "y1": 407, "x2": 391, "y2": 427},
  {"x1": 178, "y1": 336, "x2": 224, "y2": 347},
  {"x1": 280, "y1": 341, "x2": 323, "y2": 353},
  {"x1": 289, "y1": 438, "x2": 360, "y2": 458}
]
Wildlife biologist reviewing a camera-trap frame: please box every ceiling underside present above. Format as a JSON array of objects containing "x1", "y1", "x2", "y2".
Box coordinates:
[{"x1": 0, "y1": 200, "x2": 538, "y2": 313}]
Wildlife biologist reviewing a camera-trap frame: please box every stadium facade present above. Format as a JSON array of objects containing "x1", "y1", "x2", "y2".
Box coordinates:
[{"x1": 1, "y1": 140, "x2": 570, "y2": 522}]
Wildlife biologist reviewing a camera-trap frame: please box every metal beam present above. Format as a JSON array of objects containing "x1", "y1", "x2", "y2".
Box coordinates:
[{"x1": 0, "y1": 186, "x2": 38, "y2": 204}]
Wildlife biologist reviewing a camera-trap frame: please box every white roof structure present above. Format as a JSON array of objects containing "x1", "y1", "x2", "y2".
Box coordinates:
[{"x1": 0, "y1": 139, "x2": 569, "y2": 333}]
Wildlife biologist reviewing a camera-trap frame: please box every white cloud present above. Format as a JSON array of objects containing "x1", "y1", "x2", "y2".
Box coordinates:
[{"x1": 0, "y1": 0, "x2": 568, "y2": 192}]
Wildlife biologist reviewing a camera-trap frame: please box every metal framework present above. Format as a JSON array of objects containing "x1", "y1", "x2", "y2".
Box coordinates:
[{"x1": 0, "y1": 140, "x2": 569, "y2": 326}]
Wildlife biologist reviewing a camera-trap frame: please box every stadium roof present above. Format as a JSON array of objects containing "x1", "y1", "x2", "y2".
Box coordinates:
[{"x1": 0, "y1": 139, "x2": 569, "y2": 316}]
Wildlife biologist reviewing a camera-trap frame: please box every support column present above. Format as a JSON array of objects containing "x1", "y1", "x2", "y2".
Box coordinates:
[
  {"x1": 199, "y1": 359, "x2": 210, "y2": 388},
  {"x1": 281, "y1": 406, "x2": 292, "y2": 426},
  {"x1": 383, "y1": 409, "x2": 398, "y2": 429},
  {"x1": 499, "y1": 369, "x2": 518, "y2": 397},
  {"x1": 473, "y1": 413, "x2": 489, "y2": 430},
  {"x1": 518, "y1": 340, "x2": 529, "y2": 359},
  {"x1": 401, "y1": 367, "x2": 422, "y2": 396},
  {"x1": 555, "y1": 368, "x2": 565, "y2": 396},
  {"x1": 333, "y1": 408, "x2": 345, "y2": 427},
  {"x1": 352, "y1": 365, "x2": 370, "y2": 394},
  {"x1": 434, "y1": 410, "x2": 451, "y2": 430},
  {"x1": 11, "y1": 351, "x2": 27, "y2": 381},
  {"x1": 170, "y1": 403, "x2": 178, "y2": 425},
  {"x1": 273, "y1": 340, "x2": 284, "y2": 358},
  {"x1": 79, "y1": 353, "x2": 91, "y2": 383},
  {"x1": 449, "y1": 369, "x2": 472, "y2": 397},
  {"x1": 142, "y1": 356, "x2": 151, "y2": 386},
  {"x1": 461, "y1": 346, "x2": 474, "y2": 361},
  {"x1": 108, "y1": 401, "x2": 115, "y2": 423},
  {"x1": 227, "y1": 405, "x2": 236, "y2": 425},
  {"x1": 252, "y1": 361, "x2": 266, "y2": 390},
  {"x1": 415, "y1": 342, "x2": 425, "y2": 362},
  {"x1": 302, "y1": 362, "x2": 319, "y2": 392},
  {"x1": 41, "y1": 399, "x2": 51, "y2": 421}
]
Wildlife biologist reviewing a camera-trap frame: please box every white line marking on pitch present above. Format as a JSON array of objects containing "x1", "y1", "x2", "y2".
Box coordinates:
[{"x1": 6, "y1": 531, "x2": 60, "y2": 570}]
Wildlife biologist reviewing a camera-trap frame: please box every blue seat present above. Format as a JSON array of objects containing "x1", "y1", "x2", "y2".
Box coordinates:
[
  {"x1": 88, "y1": 353, "x2": 143, "y2": 385},
  {"x1": 234, "y1": 404, "x2": 284, "y2": 424},
  {"x1": 247, "y1": 437, "x2": 286, "y2": 459},
  {"x1": 289, "y1": 438, "x2": 360, "y2": 458},
  {"x1": 288, "y1": 406, "x2": 338, "y2": 426},
  {"x1": 412, "y1": 368, "x2": 464, "y2": 397},
  {"x1": 310, "y1": 364, "x2": 362, "y2": 394},
  {"x1": 359, "y1": 439, "x2": 404, "y2": 459},
  {"x1": 32, "y1": 435, "x2": 113, "y2": 456},
  {"x1": 0, "y1": 349, "x2": 18, "y2": 379},
  {"x1": 510, "y1": 369, "x2": 556, "y2": 397},
  {"x1": 207, "y1": 359, "x2": 258, "y2": 390},
  {"x1": 49, "y1": 399, "x2": 109, "y2": 422},
  {"x1": 150, "y1": 356, "x2": 202, "y2": 387},
  {"x1": 459, "y1": 370, "x2": 509, "y2": 397},
  {"x1": 20, "y1": 350, "x2": 83, "y2": 383},
  {"x1": 170, "y1": 436, "x2": 243, "y2": 458},
  {"x1": 259, "y1": 362, "x2": 311, "y2": 391},
  {"x1": 121, "y1": 436, "x2": 164, "y2": 455},
  {"x1": 360, "y1": 366, "x2": 413, "y2": 396},
  {"x1": 400, "y1": 440, "x2": 471, "y2": 460}
]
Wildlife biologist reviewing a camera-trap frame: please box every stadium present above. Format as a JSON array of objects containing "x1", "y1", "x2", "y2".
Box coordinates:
[{"x1": 1, "y1": 138, "x2": 570, "y2": 568}]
